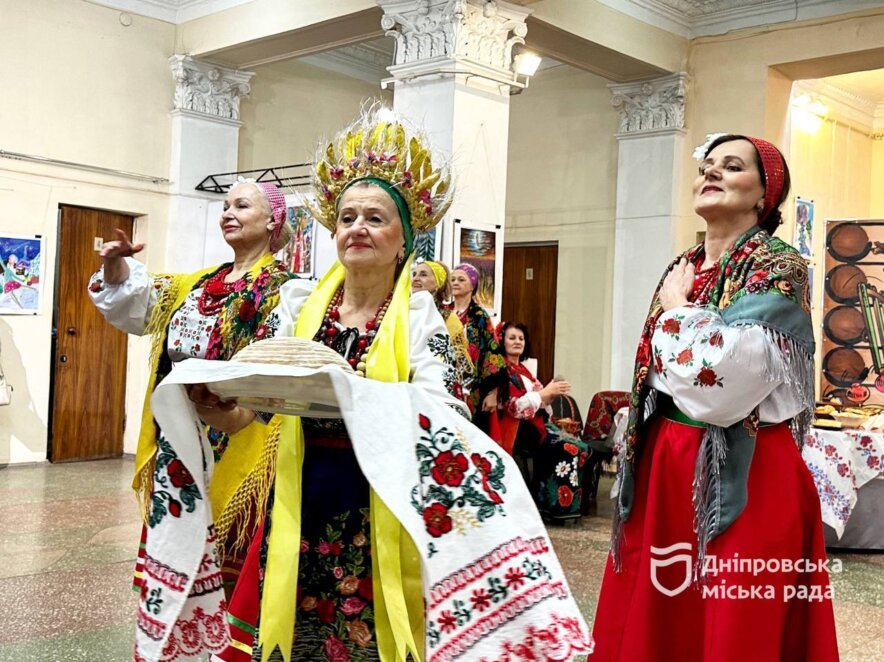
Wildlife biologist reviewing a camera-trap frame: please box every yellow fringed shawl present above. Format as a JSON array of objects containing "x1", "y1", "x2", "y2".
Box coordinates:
[
  {"x1": 260, "y1": 257, "x2": 424, "y2": 662},
  {"x1": 134, "y1": 253, "x2": 289, "y2": 555}
]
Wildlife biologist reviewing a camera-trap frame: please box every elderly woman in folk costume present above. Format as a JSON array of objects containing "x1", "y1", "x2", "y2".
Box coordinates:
[
  {"x1": 591, "y1": 135, "x2": 838, "y2": 661},
  {"x1": 133, "y1": 106, "x2": 589, "y2": 662},
  {"x1": 411, "y1": 258, "x2": 474, "y2": 406},
  {"x1": 88, "y1": 181, "x2": 293, "y2": 602},
  {"x1": 449, "y1": 263, "x2": 507, "y2": 416}
]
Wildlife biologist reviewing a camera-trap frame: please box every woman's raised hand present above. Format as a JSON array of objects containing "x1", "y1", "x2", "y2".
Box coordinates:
[
  {"x1": 540, "y1": 379, "x2": 571, "y2": 406},
  {"x1": 100, "y1": 229, "x2": 145, "y2": 283},
  {"x1": 659, "y1": 257, "x2": 694, "y2": 311},
  {"x1": 100, "y1": 228, "x2": 145, "y2": 259}
]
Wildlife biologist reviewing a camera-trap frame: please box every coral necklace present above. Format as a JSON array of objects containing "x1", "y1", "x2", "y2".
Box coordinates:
[
  {"x1": 197, "y1": 266, "x2": 237, "y2": 316},
  {"x1": 689, "y1": 252, "x2": 720, "y2": 306},
  {"x1": 317, "y1": 285, "x2": 393, "y2": 377}
]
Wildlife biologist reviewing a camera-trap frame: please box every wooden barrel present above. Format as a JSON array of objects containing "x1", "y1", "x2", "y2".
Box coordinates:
[
  {"x1": 822, "y1": 347, "x2": 869, "y2": 387},
  {"x1": 825, "y1": 264, "x2": 867, "y2": 304},
  {"x1": 823, "y1": 306, "x2": 866, "y2": 345},
  {"x1": 828, "y1": 223, "x2": 870, "y2": 262}
]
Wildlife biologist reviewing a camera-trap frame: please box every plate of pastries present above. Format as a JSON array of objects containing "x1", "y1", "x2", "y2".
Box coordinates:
[{"x1": 813, "y1": 399, "x2": 884, "y2": 430}]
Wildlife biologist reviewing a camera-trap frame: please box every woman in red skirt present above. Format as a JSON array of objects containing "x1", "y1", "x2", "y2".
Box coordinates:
[{"x1": 592, "y1": 134, "x2": 839, "y2": 661}]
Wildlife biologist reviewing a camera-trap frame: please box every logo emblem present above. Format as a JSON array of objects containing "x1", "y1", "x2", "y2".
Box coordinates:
[{"x1": 650, "y1": 542, "x2": 693, "y2": 597}]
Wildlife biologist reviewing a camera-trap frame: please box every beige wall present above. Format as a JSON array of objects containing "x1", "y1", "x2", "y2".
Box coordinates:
[
  {"x1": 1, "y1": 0, "x2": 175, "y2": 176},
  {"x1": 505, "y1": 65, "x2": 619, "y2": 410},
  {"x1": 667, "y1": 12, "x2": 884, "y2": 400},
  {"x1": 679, "y1": 10, "x2": 884, "y2": 252},
  {"x1": 789, "y1": 113, "x2": 875, "y2": 386},
  {"x1": 0, "y1": 0, "x2": 176, "y2": 464},
  {"x1": 872, "y1": 139, "x2": 884, "y2": 216},
  {"x1": 238, "y1": 59, "x2": 390, "y2": 170}
]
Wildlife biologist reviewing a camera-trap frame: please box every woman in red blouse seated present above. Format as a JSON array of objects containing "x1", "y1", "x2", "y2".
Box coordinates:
[{"x1": 492, "y1": 322, "x2": 588, "y2": 521}]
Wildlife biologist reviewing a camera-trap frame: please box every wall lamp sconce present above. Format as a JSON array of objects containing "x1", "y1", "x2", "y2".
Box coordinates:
[{"x1": 510, "y1": 50, "x2": 542, "y2": 95}]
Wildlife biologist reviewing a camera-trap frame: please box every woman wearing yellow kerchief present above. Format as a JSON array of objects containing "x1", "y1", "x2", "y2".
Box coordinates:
[
  {"x1": 218, "y1": 106, "x2": 468, "y2": 662},
  {"x1": 411, "y1": 258, "x2": 474, "y2": 407}
]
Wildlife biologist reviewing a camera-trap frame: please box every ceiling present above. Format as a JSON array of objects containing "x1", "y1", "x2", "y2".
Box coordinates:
[
  {"x1": 591, "y1": 0, "x2": 884, "y2": 38},
  {"x1": 799, "y1": 67, "x2": 884, "y2": 130},
  {"x1": 92, "y1": 0, "x2": 884, "y2": 36},
  {"x1": 87, "y1": 0, "x2": 884, "y2": 97},
  {"x1": 825, "y1": 69, "x2": 884, "y2": 105}
]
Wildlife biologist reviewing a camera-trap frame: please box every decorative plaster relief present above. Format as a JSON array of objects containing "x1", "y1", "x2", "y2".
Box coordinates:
[
  {"x1": 169, "y1": 54, "x2": 254, "y2": 121},
  {"x1": 609, "y1": 73, "x2": 688, "y2": 135},
  {"x1": 379, "y1": 0, "x2": 530, "y2": 75}
]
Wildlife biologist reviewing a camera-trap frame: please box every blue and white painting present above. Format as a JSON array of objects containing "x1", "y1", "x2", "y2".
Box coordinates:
[
  {"x1": 0, "y1": 233, "x2": 43, "y2": 314},
  {"x1": 795, "y1": 197, "x2": 814, "y2": 260}
]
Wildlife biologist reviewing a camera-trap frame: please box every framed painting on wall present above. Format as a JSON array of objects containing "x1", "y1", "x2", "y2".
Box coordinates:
[
  {"x1": 795, "y1": 197, "x2": 814, "y2": 259},
  {"x1": 453, "y1": 219, "x2": 503, "y2": 317},
  {"x1": 0, "y1": 233, "x2": 44, "y2": 314},
  {"x1": 282, "y1": 205, "x2": 317, "y2": 279}
]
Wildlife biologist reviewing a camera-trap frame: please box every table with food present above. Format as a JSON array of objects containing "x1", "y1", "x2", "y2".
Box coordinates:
[{"x1": 807, "y1": 401, "x2": 884, "y2": 548}]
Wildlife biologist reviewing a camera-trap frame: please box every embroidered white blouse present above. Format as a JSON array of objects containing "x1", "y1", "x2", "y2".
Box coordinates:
[
  {"x1": 88, "y1": 257, "x2": 215, "y2": 362},
  {"x1": 503, "y1": 368, "x2": 552, "y2": 421},
  {"x1": 646, "y1": 304, "x2": 804, "y2": 428}
]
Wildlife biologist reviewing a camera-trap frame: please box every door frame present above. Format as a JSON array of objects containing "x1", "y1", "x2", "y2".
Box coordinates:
[
  {"x1": 502, "y1": 240, "x2": 560, "y2": 384},
  {"x1": 46, "y1": 208, "x2": 63, "y2": 461},
  {"x1": 47, "y1": 205, "x2": 133, "y2": 461}
]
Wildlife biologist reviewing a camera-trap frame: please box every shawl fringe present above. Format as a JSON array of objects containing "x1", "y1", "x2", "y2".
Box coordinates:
[
  {"x1": 214, "y1": 418, "x2": 281, "y2": 554},
  {"x1": 136, "y1": 274, "x2": 181, "y2": 521},
  {"x1": 691, "y1": 329, "x2": 814, "y2": 581}
]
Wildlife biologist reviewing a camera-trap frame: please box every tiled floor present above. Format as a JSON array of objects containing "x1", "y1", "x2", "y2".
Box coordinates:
[{"x1": 0, "y1": 458, "x2": 881, "y2": 661}]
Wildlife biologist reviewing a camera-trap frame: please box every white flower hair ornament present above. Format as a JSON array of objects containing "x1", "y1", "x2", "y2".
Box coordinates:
[{"x1": 692, "y1": 132, "x2": 728, "y2": 160}]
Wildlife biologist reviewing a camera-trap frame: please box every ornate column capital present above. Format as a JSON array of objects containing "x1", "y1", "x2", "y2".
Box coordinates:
[
  {"x1": 609, "y1": 73, "x2": 688, "y2": 138},
  {"x1": 169, "y1": 55, "x2": 254, "y2": 124},
  {"x1": 378, "y1": 0, "x2": 531, "y2": 88}
]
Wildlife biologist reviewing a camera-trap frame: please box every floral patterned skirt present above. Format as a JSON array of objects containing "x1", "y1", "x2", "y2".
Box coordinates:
[
  {"x1": 532, "y1": 424, "x2": 589, "y2": 522},
  {"x1": 219, "y1": 438, "x2": 379, "y2": 661},
  {"x1": 291, "y1": 441, "x2": 377, "y2": 660}
]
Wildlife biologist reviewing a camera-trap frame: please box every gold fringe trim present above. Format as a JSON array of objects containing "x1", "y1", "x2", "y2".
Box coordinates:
[
  {"x1": 145, "y1": 274, "x2": 180, "y2": 370},
  {"x1": 134, "y1": 273, "x2": 181, "y2": 523},
  {"x1": 134, "y1": 458, "x2": 155, "y2": 524},
  {"x1": 215, "y1": 417, "x2": 282, "y2": 556}
]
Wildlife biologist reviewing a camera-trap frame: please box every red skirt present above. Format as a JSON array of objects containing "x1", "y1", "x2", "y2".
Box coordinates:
[{"x1": 591, "y1": 416, "x2": 839, "y2": 662}]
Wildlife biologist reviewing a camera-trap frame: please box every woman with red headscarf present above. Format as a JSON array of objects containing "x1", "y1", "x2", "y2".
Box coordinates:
[{"x1": 591, "y1": 135, "x2": 838, "y2": 661}]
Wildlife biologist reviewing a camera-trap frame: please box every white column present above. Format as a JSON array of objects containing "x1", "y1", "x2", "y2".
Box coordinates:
[
  {"x1": 609, "y1": 73, "x2": 688, "y2": 390},
  {"x1": 165, "y1": 55, "x2": 254, "y2": 271},
  {"x1": 378, "y1": 0, "x2": 531, "y2": 314}
]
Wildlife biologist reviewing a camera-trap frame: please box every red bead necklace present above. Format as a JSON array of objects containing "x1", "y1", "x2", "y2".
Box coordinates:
[
  {"x1": 690, "y1": 256, "x2": 720, "y2": 306},
  {"x1": 317, "y1": 286, "x2": 393, "y2": 377},
  {"x1": 197, "y1": 266, "x2": 237, "y2": 316}
]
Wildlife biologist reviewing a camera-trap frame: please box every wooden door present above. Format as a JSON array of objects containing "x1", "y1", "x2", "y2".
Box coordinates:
[
  {"x1": 501, "y1": 243, "x2": 558, "y2": 385},
  {"x1": 50, "y1": 206, "x2": 133, "y2": 462}
]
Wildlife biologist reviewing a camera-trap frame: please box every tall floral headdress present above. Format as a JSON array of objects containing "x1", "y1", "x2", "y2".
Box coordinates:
[{"x1": 310, "y1": 104, "x2": 453, "y2": 254}]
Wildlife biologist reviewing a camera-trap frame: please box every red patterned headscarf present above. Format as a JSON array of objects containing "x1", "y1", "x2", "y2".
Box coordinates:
[{"x1": 744, "y1": 137, "x2": 786, "y2": 225}]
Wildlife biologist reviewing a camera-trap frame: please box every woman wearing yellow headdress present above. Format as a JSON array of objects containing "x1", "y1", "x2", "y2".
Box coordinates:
[
  {"x1": 216, "y1": 106, "x2": 467, "y2": 662},
  {"x1": 198, "y1": 105, "x2": 593, "y2": 662},
  {"x1": 411, "y1": 258, "x2": 474, "y2": 407}
]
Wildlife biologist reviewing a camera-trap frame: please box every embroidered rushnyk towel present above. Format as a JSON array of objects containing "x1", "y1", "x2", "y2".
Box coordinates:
[{"x1": 140, "y1": 359, "x2": 593, "y2": 662}]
